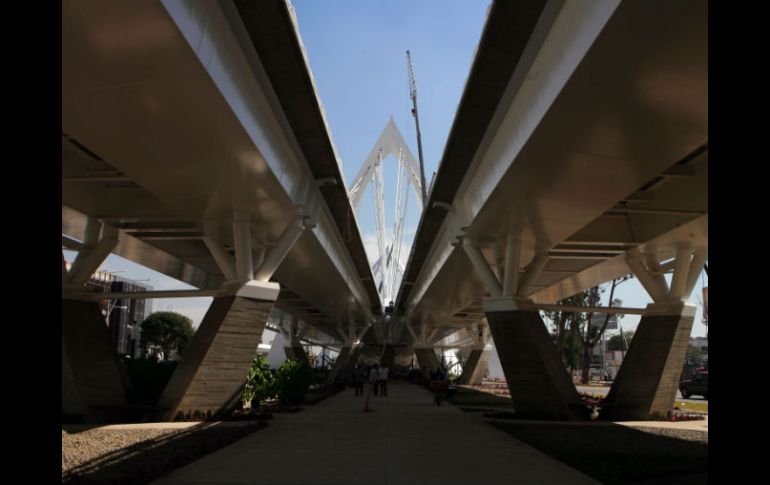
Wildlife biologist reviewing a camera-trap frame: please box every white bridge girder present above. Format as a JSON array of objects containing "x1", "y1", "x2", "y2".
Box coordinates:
[
  {"x1": 62, "y1": 0, "x2": 379, "y2": 335},
  {"x1": 394, "y1": 0, "x2": 706, "y2": 350}
]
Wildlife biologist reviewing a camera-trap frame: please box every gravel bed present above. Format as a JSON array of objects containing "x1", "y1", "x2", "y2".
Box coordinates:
[
  {"x1": 62, "y1": 422, "x2": 265, "y2": 484},
  {"x1": 62, "y1": 428, "x2": 188, "y2": 474}
]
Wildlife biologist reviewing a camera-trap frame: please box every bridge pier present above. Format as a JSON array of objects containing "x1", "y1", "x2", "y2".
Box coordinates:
[
  {"x1": 278, "y1": 316, "x2": 310, "y2": 367},
  {"x1": 601, "y1": 246, "x2": 705, "y2": 420},
  {"x1": 602, "y1": 303, "x2": 696, "y2": 421},
  {"x1": 158, "y1": 281, "x2": 279, "y2": 420},
  {"x1": 414, "y1": 347, "x2": 441, "y2": 380},
  {"x1": 325, "y1": 346, "x2": 352, "y2": 385},
  {"x1": 458, "y1": 322, "x2": 490, "y2": 385},
  {"x1": 382, "y1": 345, "x2": 395, "y2": 370},
  {"x1": 483, "y1": 298, "x2": 587, "y2": 420},
  {"x1": 62, "y1": 299, "x2": 131, "y2": 423},
  {"x1": 340, "y1": 345, "x2": 366, "y2": 383},
  {"x1": 284, "y1": 345, "x2": 310, "y2": 365},
  {"x1": 457, "y1": 349, "x2": 484, "y2": 385}
]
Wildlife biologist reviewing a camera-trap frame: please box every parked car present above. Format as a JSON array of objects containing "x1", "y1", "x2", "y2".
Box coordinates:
[{"x1": 680, "y1": 371, "x2": 708, "y2": 399}]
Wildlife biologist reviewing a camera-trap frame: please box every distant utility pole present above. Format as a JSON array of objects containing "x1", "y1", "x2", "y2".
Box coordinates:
[{"x1": 407, "y1": 50, "x2": 428, "y2": 206}]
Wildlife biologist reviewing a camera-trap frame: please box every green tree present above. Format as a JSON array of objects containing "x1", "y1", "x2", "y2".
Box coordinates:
[
  {"x1": 686, "y1": 345, "x2": 706, "y2": 366},
  {"x1": 140, "y1": 312, "x2": 194, "y2": 361},
  {"x1": 546, "y1": 276, "x2": 632, "y2": 383},
  {"x1": 544, "y1": 293, "x2": 585, "y2": 365},
  {"x1": 562, "y1": 324, "x2": 583, "y2": 372},
  {"x1": 571, "y1": 276, "x2": 631, "y2": 384},
  {"x1": 607, "y1": 331, "x2": 634, "y2": 351}
]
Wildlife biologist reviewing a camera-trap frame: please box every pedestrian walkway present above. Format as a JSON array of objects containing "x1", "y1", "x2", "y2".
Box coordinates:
[{"x1": 152, "y1": 380, "x2": 598, "y2": 484}]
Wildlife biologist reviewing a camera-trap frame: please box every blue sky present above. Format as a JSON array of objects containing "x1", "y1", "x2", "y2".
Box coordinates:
[
  {"x1": 62, "y1": 0, "x2": 708, "y2": 339},
  {"x1": 293, "y1": 0, "x2": 490, "y2": 242}
]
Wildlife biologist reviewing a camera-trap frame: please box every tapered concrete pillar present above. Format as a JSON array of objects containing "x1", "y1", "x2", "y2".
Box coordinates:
[
  {"x1": 602, "y1": 303, "x2": 696, "y2": 421},
  {"x1": 414, "y1": 347, "x2": 441, "y2": 380},
  {"x1": 458, "y1": 349, "x2": 488, "y2": 385},
  {"x1": 382, "y1": 345, "x2": 395, "y2": 369},
  {"x1": 483, "y1": 298, "x2": 586, "y2": 420},
  {"x1": 62, "y1": 299, "x2": 130, "y2": 422},
  {"x1": 284, "y1": 344, "x2": 310, "y2": 366},
  {"x1": 158, "y1": 282, "x2": 279, "y2": 420},
  {"x1": 470, "y1": 349, "x2": 490, "y2": 385},
  {"x1": 325, "y1": 346, "x2": 352, "y2": 384},
  {"x1": 342, "y1": 346, "x2": 362, "y2": 375}
]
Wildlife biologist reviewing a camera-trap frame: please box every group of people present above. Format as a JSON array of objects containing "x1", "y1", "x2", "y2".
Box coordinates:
[
  {"x1": 350, "y1": 362, "x2": 389, "y2": 412},
  {"x1": 352, "y1": 362, "x2": 389, "y2": 397}
]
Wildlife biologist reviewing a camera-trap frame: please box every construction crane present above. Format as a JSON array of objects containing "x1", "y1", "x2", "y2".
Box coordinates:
[{"x1": 407, "y1": 50, "x2": 428, "y2": 206}]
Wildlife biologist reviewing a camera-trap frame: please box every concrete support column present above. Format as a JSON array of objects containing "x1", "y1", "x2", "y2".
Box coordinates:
[
  {"x1": 62, "y1": 299, "x2": 130, "y2": 423},
  {"x1": 469, "y1": 349, "x2": 490, "y2": 385},
  {"x1": 283, "y1": 319, "x2": 311, "y2": 367},
  {"x1": 414, "y1": 347, "x2": 441, "y2": 381},
  {"x1": 457, "y1": 349, "x2": 483, "y2": 385},
  {"x1": 602, "y1": 302, "x2": 696, "y2": 421},
  {"x1": 325, "y1": 346, "x2": 352, "y2": 384},
  {"x1": 483, "y1": 297, "x2": 586, "y2": 420},
  {"x1": 158, "y1": 281, "x2": 279, "y2": 420},
  {"x1": 284, "y1": 344, "x2": 310, "y2": 366},
  {"x1": 382, "y1": 345, "x2": 395, "y2": 370},
  {"x1": 342, "y1": 345, "x2": 363, "y2": 376}
]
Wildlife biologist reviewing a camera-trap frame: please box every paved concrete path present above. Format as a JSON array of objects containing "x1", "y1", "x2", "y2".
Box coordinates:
[{"x1": 152, "y1": 380, "x2": 599, "y2": 485}]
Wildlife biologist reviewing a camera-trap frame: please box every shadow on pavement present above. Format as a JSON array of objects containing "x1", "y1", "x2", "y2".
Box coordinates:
[{"x1": 489, "y1": 421, "x2": 707, "y2": 485}]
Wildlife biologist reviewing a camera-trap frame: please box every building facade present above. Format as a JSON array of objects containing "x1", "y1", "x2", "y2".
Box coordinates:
[
  {"x1": 65, "y1": 261, "x2": 152, "y2": 358},
  {"x1": 107, "y1": 278, "x2": 153, "y2": 358}
]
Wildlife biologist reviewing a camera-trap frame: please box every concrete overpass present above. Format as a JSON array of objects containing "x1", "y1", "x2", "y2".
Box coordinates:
[
  {"x1": 392, "y1": 0, "x2": 707, "y2": 420},
  {"x1": 62, "y1": 0, "x2": 380, "y2": 421},
  {"x1": 62, "y1": 0, "x2": 707, "y2": 423}
]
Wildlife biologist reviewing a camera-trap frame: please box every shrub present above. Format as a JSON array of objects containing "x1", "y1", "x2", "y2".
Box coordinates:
[
  {"x1": 242, "y1": 355, "x2": 276, "y2": 407},
  {"x1": 123, "y1": 358, "x2": 178, "y2": 405},
  {"x1": 274, "y1": 359, "x2": 313, "y2": 405}
]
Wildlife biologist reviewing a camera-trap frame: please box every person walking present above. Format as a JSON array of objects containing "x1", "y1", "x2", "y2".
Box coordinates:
[
  {"x1": 378, "y1": 364, "x2": 390, "y2": 397},
  {"x1": 364, "y1": 364, "x2": 378, "y2": 412},
  {"x1": 430, "y1": 367, "x2": 447, "y2": 406},
  {"x1": 353, "y1": 363, "x2": 365, "y2": 396}
]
